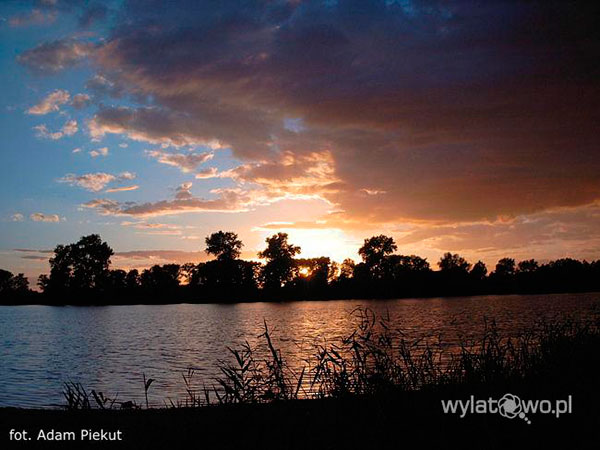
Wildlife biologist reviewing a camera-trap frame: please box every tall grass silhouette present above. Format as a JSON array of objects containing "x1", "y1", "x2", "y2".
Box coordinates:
[{"x1": 62, "y1": 307, "x2": 599, "y2": 409}]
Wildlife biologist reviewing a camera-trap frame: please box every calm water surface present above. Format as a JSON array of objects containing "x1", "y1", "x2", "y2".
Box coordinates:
[{"x1": 1, "y1": 293, "x2": 598, "y2": 408}]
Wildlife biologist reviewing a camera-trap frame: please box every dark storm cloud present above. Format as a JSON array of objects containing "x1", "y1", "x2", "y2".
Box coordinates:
[
  {"x1": 61, "y1": 0, "x2": 600, "y2": 222},
  {"x1": 89, "y1": 105, "x2": 274, "y2": 156}
]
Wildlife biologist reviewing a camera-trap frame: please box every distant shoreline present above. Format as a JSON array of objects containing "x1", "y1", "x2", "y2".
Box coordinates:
[
  {"x1": 4, "y1": 234, "x2": 600, "y2": 307},
  {"x1": 2, "y1": 289, "x2": 599, "y2": 307}
]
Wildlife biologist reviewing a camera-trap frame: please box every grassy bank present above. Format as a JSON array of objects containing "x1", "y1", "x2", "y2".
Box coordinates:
[
  {"x1": 2, "y1": 309, "x2": 599, "y2": 449},
  {"x1": 2, "y1": 380, "x2": 599, "y2": 449},
  {"x1": 2, "y1": 387, "x2": 598, "y2": 450}
]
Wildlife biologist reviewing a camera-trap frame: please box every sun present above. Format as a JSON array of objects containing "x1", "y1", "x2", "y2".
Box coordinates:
[{"x1": 257, "y1": 228, "x2": 359, "y2": 263}]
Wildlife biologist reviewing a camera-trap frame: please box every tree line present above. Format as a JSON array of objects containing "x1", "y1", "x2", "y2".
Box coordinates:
[{"x1": 1, "y1": 232, "x2": 600, "y2": 305}]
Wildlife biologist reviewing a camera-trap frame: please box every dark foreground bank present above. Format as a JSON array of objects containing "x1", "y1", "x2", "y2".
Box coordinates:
[{"x1": 2, "y1": 381, "x2": 599, "y2": 450}]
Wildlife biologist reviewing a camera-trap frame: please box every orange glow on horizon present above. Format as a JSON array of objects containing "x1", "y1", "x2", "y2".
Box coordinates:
[{"x1": 254, "y1": 227, "x2": 360, "y2": 263}]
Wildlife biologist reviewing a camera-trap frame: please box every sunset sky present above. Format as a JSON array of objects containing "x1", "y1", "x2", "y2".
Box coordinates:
[{"x1": 1, "y1": 0, "x2": 598, "y2": 282}]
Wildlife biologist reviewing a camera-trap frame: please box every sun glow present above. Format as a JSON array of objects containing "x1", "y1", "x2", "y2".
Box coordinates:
[{"x1": 257, "y1": 228, "x2": 359, "y2": 263}]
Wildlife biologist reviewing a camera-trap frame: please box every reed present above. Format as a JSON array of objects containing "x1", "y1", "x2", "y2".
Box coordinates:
[
  {"x1": 61, "y1": 307, "x2": 599, "y2": 409},
  {"x1": 62, "y1": 382, "x2": 90, "y2": 410},
  {"x1": 91, "y1": 390, "x2": 119, "y2": 410},
  {"x1": 143, "y1": 373, "x2": 154, "y2": 409}
]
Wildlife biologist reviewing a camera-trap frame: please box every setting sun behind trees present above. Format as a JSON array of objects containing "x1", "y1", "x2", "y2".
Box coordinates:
[{"x1": 3, "y1": 231, "x2": 599, "y2": 305}]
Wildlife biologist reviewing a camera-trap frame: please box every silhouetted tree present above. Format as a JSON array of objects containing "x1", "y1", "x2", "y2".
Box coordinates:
[
  {"x1": 490, "y1": 258, "x2": 517, "y2": 293},
  {"x1": 179, "y1": 263, "x2": 198, "y2": 285},
  {"x1": 438, "y1": 253, "x2": 471, "y2": 273},
  {"x1": 71, "y1": 235, "x2": 114, "y2": 290},
  {"x1": 331, "y1": 258, "x2": 356, "y2": 297},
  {"x1": 436, "y1": 253, "x2": 471, "y2": 295},
  {"x1": 186, "y1": 233, "x2": 259, "y2": 299},
  {"x1": 104, "y1": 269, "x2": 127, "y2": 294},
  {"x1": 37, "y1": 274, "x2": 50, "y2": 293},
  {"x1": 394, "y1": 255, "x2": 430, "y2": 272},
  {"x1": 258, "y1": 233, "x2": 301, "y2": 290},
  {"x1": 125, "y1": 269, "x2": 140, "y2": 290},
  {"x1": 494, "y1": 258, "x2": 516, "y2": 277},
  {"x1": 0, "y1": 269, "x2": 11, "y2": 292},
  {"x1": 515, "y1": 259, "x2": 540, "y2": 293},
  {"x1": 380, "y1": 255, "x2": 429, "y2": 280},
  {"x1": 339, "y1": 259, "x2": 356, "y2": 280},
  {"x1": 470, "y1": 261, "x2": 488, "y2": 280},
  {"x1": 292, "y1": 257, "x2": 333, "y2": 296},
  {"x1": 40, "y1": 244, "x2": 72, "y2": 294},
  {"x1": 191, "y1": 260, "x2": 260, "y2": 295},
  {"x1": 538, "y1": 258, "x2": 589, "y2": 292},
  {"x1": 140, "y1": 264, "x2": 181, "y2": 294},
  {"x1": 359, "y1": 235, "x2": 397, "y2": 266},
  {"x1": 40, "y1": 234, "x2": 113, "y2": 296},
  {"x1": 359, "y1": 235, "x2": 397, "y2": 280},
  {"x1": 378, "y1": 255, "x2": 432, "y2": 296},
  {"x1": 517, "y1": 259, "x2": 539, "y2": 273},
  {"x1": 205, "y1": 231, "x2": 243, "y2": 261},
  {"x1": 13, "y1": 231, "x2": 600, "y2": 304},
  {"x1": 0, "y1": 269, "x2": 29, "y2": 295},
  {"x1": 465, "y1": 261, "x2": 488, "y2": 294}
]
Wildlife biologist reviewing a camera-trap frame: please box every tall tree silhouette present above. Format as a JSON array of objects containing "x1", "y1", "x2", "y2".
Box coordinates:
[
  {"x1": 437, "y1": 252, "x2": 471, "y2": 295},
  {"x1": 359, "y1": 235, "x2": 397, "y2": 266},
  {"x1": 490, "y1": 258, "x2": 517, "y2": 293},
  {"x1": 0, "y1": 269, "x2": 29, "y2": 296},
  {"x1": 293, "y1": 257, "x2": 334, "y2": 294},
  {"x1": 39, "y1": 234, "x2": 113, "y2": 295},
  {"x1": 188, "y1": 232, "x2": 259, "y2": 297},
  {"x1": 388, "y1": 255, "x2": 430, "y2": 273},
  {"x1": 470, "y1": 261, "x2": 488, "y2": 280},
  {"x1": 205, "y1": 231, "x2": 243, "y2": 261},
  {"x1": 438, "y1": 253, "x2": 471, "y2": 273},
  {"x1": 140, "y1": 264, "x2": 181, "y2": 293},
  {"x1": 258, "y1": 233, "x2": 301, "y2": 289},
  {"x1": 125, "y1": 269, "x2": 140, "y2": 289},
  {"x1": 515, "y1": 259, "x2": 540, "y2": 293},
  {"x1": 517, "y1": 259, "x2": 539, "y2": 273},
  {"x1": 70, "y1": 235, "x2": 114, "y2": 290},
  {"x1": 339, "y1": 259, "x2": 356, "y2": 280},
  {"x1": 358, "y1": 235, "x2": 397, "y2": 279},
  {"x1": 494, "y1": 258, "x2": 516, "y2": 277}
]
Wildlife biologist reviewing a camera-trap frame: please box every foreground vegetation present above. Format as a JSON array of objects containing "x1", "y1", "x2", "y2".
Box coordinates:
[
  {"x1": 2, "y1": 310, "x2": 598, "y2": 448},
  {"x1": 2, "y1": 232, "x2": 600, "y2": 304},
  {"x1": 57, "y1": 308, "x2": 600, "y2": 409}
]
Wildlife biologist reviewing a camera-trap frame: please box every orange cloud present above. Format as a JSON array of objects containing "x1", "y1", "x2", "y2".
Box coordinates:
[
  {"x1": 59, "y1": 172, "x2": 135, "y2": 192},
  {"x1": 105, "y1": 185, "x2": 139, "y2": 193},
  {"x1": 30, "y1": 213, "x2": 60, "y2": 223},
  {"x1": 146, "y1": 149, "x2": 214, "y2": 172},
  {"x1": 27, "y1": 89, "x2": 69, "y2": 115}
]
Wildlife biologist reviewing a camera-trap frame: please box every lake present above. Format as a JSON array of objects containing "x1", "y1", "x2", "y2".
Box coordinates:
[{"x1": 1, "y1": 292, "x2": 598, "y2": 408}]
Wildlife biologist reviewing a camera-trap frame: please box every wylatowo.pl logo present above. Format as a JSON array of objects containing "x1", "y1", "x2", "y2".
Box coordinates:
[{"x1": 441, "y1": 394, "x2": 573, "y2": 424}]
